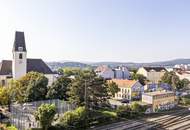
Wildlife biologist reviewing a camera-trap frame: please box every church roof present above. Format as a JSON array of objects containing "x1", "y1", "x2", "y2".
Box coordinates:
[
  {"x1": 0, "y1": 60, "x2": 12, "y2": 75},
  {"x1": 13, "y1": 31, "x2": 27, "y2": 52},
  {"x1": 27, "y1": 59, "x2": 55, "y2": 74},
  {"x1": 0, "y1": 59, "x2": 55, "y2": 75}
]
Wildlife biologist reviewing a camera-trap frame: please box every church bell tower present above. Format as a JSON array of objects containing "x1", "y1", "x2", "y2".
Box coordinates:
[{"x1": 12, "y1": 31, "x2": 27, "y2": 79}]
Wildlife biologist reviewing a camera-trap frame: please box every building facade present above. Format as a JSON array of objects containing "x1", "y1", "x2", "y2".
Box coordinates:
[
  {"x1": 142, "y1": 91, "x2": 176, "y2": 112},
  {"x1": 110, "y1": 79, "x2": 143, "y2": 101},
  {"x1": 95, "y1": 65, "x2": 131, "y2": 80},
  {"x1": 137, "y1": 67, "x2": 167, "y2": 83}
]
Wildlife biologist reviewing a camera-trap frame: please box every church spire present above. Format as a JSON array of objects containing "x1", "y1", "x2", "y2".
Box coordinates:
[{"x1": 13, "y1": 31, "x2": 27, "y2": 52}]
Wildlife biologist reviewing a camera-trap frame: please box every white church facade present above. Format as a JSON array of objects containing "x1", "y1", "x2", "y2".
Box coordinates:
[{"x1": 0, "y1": 31, "x2": 58, "y2": 86}]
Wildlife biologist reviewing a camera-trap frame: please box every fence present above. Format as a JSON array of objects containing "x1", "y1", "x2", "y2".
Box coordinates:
[{"x1": 10, "y1": 99, "x2": 75, "y2": 130}]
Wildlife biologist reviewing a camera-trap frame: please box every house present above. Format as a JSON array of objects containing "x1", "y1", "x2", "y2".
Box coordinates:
[
  {"x1": 175, "y1": 71, "x2": 190, "y2": 81},
  {"x1": 95, "y1": 65, "x2": 114, "y2": 79},
  {"x1": 142, "y1": 91, "x2": 176, "y2": 112},
  {"x1": 0, "y1": 31, "x2": 58, "y2": 86},
  {"x1": 137, "y1": 67, "x2": 167, "y2": 83},
  {"x1": 110, "y1": 79, "x2": 143, "y2": 101},
  {"x1": 114, "y1": 66, "x2": 131, "y2": 79},
  {"x1": 95, "y1": 65, "x2": 131, "y2": 80}
]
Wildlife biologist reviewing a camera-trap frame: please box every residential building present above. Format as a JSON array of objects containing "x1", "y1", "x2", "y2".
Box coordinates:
[
  {"x1": 95, "y1": 65, "x2": 131, "y2": 80},
  {"x1": 142, "y1": 91, "x2": 176, "y2": 112},
  {"x1": 95, "y1": 65, "x2": 114, "y2": 79},
  {"x1": 174, "y1": 64, "x2": 190, "y2": 71},
  {"x1": 175, "y1": 70, "x2": 190, "y2": 81},
  {"x1": 114, "y1": 66, "x2": 131, "y2": 79},
  {"x1": 0, "y1": 31, "x2": 58, "y2": 86},
  {"x1": 110, "y1": 79, "x2": 143, "y2": 100},
  {"x1": 137, "y1": 67, "x2": 167, "y2": 83}
]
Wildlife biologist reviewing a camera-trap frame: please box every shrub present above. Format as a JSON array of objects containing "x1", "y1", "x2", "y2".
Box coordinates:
[
  {"x1": 34, "y1": 104, "x2": 56, "y2": 130},
  {"x1": 116, "y1": 105, "x2": 131, "y2": 118},
  {"x1": 0, "y1": 124, "x2": 17, "y2": 130},
  {"x1": 182, "y1": 97, "x2": 190, "y2": 105},
  {"x1": 58, "y1": 107, "x2": 88, "y2": 130}
]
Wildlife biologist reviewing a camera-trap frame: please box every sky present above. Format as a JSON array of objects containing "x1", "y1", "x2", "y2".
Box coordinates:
[{"x1": 0, "y1": 0, "x2": 189, "y2": 63}]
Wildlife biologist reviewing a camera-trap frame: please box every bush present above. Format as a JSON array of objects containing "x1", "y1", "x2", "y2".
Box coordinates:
[
  {"x1": 0, "y1": 124, "x2": 17, "y2": 130},
  {"x1": 58, "y1": 107, "x2": 88, "y2": 130},
  {"x1": 34, "y1": 104, "x2": 56, "y2": 130},
  {"x1": 116, "y1": 105, "x2": 131, "y2": 118},
  {"x1": 182, "y1": 97, "x2": 190, "y2": 105},
  {"x1": 131, "y1": 102, "x2": 146, "y2": 116}
]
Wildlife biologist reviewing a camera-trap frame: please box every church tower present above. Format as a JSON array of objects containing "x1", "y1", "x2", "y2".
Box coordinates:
[{"x1": 12, "y1": 31, "x2": 27, "y2": 79}]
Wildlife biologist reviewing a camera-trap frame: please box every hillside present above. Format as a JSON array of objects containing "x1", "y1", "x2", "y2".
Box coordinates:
[{"x1": 47, "y1": 59, "x2": 190, "y2": 70}]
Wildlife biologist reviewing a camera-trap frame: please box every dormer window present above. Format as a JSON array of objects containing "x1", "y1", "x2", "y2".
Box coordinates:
[
  {"x1": 18, "y1": 47, "x2": 23, "y2": 51},
  {"x1": 19, "y1": 53, "x2": 23, "y2": 59}
]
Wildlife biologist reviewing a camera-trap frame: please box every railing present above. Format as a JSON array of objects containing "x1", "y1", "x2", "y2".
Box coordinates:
[{"x1": 10, "y1": 99, "x2": 75, "y2": 130}]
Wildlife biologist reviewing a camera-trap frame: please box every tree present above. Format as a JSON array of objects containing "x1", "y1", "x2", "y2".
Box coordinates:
[
  {"x1": 18, "y1": 72, "x2": 48, "y2": 102},
  {"x1": 0, "y1": 87, "x2": 9, "y2": 105},
  {"x1": 132, "y1": 73, "x2": 147, "y2": 86},
  {"x1": 160, "y1": 71, "x2": 189, "y2": 90},
  {"x1": 58, "y1": 67, "x2": 81, "y2": 77},
  {"x1": 178, "y1": 78, "x2": 190, "y2": 90},
  {"x1": 35, "y1": 104, "x2": 56, "y2": 130},
  {"x1": 68, "y1": 70, "x2": 108, "y2": 107},
  {"x1": 46, "y1": 76, "x2": 72, "y2": 100},
  {"x1": 107, "y1": 81, "x2": 120, "y2": 97},
  {"x1": 58, "y1": 106, "x2": 88, "y2": 130}
]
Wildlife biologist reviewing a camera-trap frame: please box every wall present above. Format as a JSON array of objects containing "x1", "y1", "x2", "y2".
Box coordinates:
[
  {"x1": 12, "y1": 51, "x2": 27, "y2": 79},
  {"x1": 152, "y1": 94, "x2": 175, "y2": 111},
  {"x1": 137, "y1": 68, "x2": 148, "y2": 77},
  {"x1": 147, "y1": 71, "x2": 165, "y2": 83}
]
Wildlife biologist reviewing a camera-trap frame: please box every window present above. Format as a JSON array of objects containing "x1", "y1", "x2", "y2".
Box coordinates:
[{"x1": 19, "y1": 53, "x2": 23, "y2": 59}]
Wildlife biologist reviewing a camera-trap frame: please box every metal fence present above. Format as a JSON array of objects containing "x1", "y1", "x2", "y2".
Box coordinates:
[{"x1": 10, "y1": 99, "x2": 75, "y2": 130}]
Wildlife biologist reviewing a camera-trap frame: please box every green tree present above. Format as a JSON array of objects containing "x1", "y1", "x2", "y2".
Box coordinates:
[
  {"x1": 58, "y1": 67, "x2": 81, "y2": 77},
  {"x1": 0, "y1": 87, "x2": 10, "y2": 105},
  {"x1": 35, "y1": 104, "x2": 56, "y2": 130},
  {"x1": 160, "y1": 71, "x2": 189, "y2": 90},
  {"x1": 132, "y1": 73, "x2": 147, "y2": 86},
  {"x1": 107, "y1": 81, "x2": 120, "y2": 97},
  {"x1": 58, "y1": 107, "x2": 88, "y2": 130},
  {"x1": 178, "y1": 78, "x2": 190, "y2": 90},
  {"x1": 46, "y1": 76, "x2": 72, "y2": 100},
  {"x1": 68, "y1": 70, "x2": 108, "y2": 107},
  {"x1": 18, "y1": 72, "x2": 48, "y2": 102}
]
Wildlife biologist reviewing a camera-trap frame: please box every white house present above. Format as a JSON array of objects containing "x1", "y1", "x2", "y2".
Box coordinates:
[
  {"x1": 0, "y1": 31, "x2": 58, "y2": 86},
  {"x1": 176, "y1": 71, "x2": 190, "y2": 81},
  {"x1": 137, "y1": 67, "x2": 167, "y2": 83},
  {"x1": 110, "y1": 79, "x2": 143, "y2": 101},
  {"x1": 95, "y1": 65, "x2": 131, "y2": 80}
]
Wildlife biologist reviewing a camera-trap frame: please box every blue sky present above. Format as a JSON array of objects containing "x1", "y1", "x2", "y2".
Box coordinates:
[{"x1": 0, "y1": 0, "x2": 189, "y2": 62}]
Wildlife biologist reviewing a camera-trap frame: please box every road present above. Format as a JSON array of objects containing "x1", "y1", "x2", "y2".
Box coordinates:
[{"x1": 91, "y1": 108, "x2": 190, "y2": 130}]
